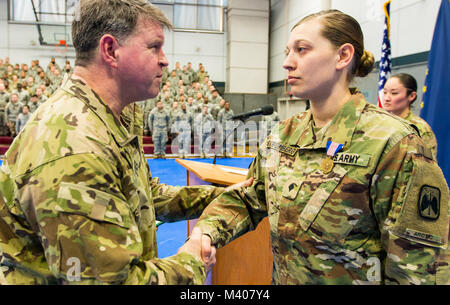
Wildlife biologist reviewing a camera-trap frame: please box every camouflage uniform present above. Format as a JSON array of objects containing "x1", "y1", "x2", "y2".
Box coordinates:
[
  {"x1": 194, "y1": 112, "x2": 214, "y2": 157},
  {"x1": 404, "y1": 110, "x2": 438, "y2": 161},
  {"x1": 16, "y1": 89, "x2": 30, "y2": 106},
  {"x1": 0, "y1": 92, "x2": 10, "y2": 136},
  {"x1": 28, "y1": 100, "x2": 42, "y2": 113},
  {"x1": 172, "y1": 108, "x2": 193, "y2": 157},
  {"x1": 0, "y1": 78, "x2": 224, "y2": 285},
  {"x1": 149, "y1": 106, "x2": 170, "y2": 157},
  {"x1": 218, "y1": 108, "x2": 235, "y2": 155},
  {"x1": 195, "y1": 94, "x2": 449, "y2": 284},
  {"x1": 5, "y1": 101, "x2": 24, "y2": 137}
]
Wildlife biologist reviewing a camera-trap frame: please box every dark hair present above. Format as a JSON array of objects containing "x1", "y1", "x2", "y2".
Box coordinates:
[
  {"x1": 293, "y1": 10, "x2": 374, "y2": 80},
  {"x1": 391, "y1": 73, "x2": 418, "y2": 103}
]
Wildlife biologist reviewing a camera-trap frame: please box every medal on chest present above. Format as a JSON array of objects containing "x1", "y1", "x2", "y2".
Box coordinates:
[{"x1": 321, "y1": 141, "x2": 344, "y2": 174}]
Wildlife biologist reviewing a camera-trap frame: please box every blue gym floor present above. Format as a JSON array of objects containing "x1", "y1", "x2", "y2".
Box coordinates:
[
  {"x1": 150, "y1": 157, "x2": 253, "y2": 258},
  {"x1": 0, "y1": 157, "x2": 254, "y2": 258}
]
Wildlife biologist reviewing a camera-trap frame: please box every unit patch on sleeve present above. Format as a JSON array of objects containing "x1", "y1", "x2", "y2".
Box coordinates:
[{"x1": 418, "y1": 185, "x2": 440, "y2": 220}]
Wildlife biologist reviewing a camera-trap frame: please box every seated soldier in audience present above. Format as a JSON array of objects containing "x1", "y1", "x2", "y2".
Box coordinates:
[
  {"x1": 5, "y1": 92, "x2": 23, "y2": 138},
  {"x1": 178, "y1": 94, "x2": 188, "y2": 113},
  {"x1": 176, "y1": 79, "x2": 186, "y2": 92},
  {"x1": 201, "y1": 77, "x2": 211, "y2": 90},
  {"x1": 3, "y1": 79, "x2": 11, "y2": 92},
  {"x1": 160, "y1": 90, "x2": 173, "y2": 109},
  {"x1": 186, "y1": 62, "x2": 195, "y2": 79},
  {"x1": 167, "y1": 70, "x2": 180, "y2": 87},
  {"x1": 46, "y1": 57, "x2": 60, "y2": 73},
  {"x1": 10, "y1": 74, "x2": 20, "y2": 91},
  {"x1": 0, "y1": 83, "x2": 9, "y2": 136},
  {"x1": 28, "y1": 94, "x2": 41, "y2": 113},
  {"x1": 209, "y1": 89, "x2": 221, "y2": 105},
  {"x1": 188, "y1": 82, "x2": 200, "y2": 98},
  {"x1": 210, "y1": 98, "x2": 225, "y2": 121},
  {"x1": 63, "y1": 60, "x2": 72, "y2": 74},
  {"x1": 174, "y1": 61, "x2": 183, "y2": 78},
  {"x1": 13, "y1": 63, "x2": 20, "y2": 73},
  {"x1": 157, "y1": 84, "x2": 169, "y2": 100},
  {"x1": 181, "y1": 65, "x2": 192, "y2": 85},
  {"x1": 19, "y1": 70, "x2": 28, "y2": 83},
  {"x1": 198, "y1": 67, "x2": 209, "y2": 84},
  {"x1": 187, "y1": 96, "x2": 196, "y2": 114},
  {"x1": 35, "y1": 87, "x2": 48, "y2": 103},
  {"x1": 37, "y1": 71, "x2": 47, "y2": 84},
  {"x1": 15, "y1": 83, "x2": 30, "y2": 105},
  {"x1": 176, "y1": 87, "x2": 187, "y2": 101},
  {"x1": 26, "y1": 76, "x2": 37, "y2": 95},
  {"x1": 0, "y1": 83, "x2": 10, "y2": 106},
  {"x1": 165, "y1": 80, "x2": 177, "y2": 97},
  {"x1": 161, "y1": 66, "x2": 169, "y2": 84},
  {"x1": 201, "y1": 95, "x2": 210, "y2": 110},
  {"x1": 6, "y1": 65, "x2": 14, "y2": 79},
  {"x1": 15, "y1": 104, "x2": 31, "y2": 134}
]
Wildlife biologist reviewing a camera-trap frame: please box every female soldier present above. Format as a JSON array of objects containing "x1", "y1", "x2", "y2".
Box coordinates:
[
  {"x1": 383, "y1": 73, "x2": 438, "y2": 160},
  {"x1": 192, "y1": 10, "x2": 449, "y2": 284}
]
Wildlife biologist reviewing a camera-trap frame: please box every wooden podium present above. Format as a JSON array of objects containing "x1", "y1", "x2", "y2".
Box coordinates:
[{"x1": 176, "y1": 159, "x2": 273, "y2": 285}]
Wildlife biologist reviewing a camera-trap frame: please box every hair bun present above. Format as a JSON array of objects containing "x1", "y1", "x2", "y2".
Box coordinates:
[{"x1": 356, "y1": 50, "x2": 375, "y2": 77}]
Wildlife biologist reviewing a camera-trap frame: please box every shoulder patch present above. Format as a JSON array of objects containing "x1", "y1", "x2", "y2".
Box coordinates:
[
  {"x1": 390, "y1": 155, "x2": 449, "y2": 248},
  {"x1": 418, "y1": 185, "x2": 440, "y2": 220}
]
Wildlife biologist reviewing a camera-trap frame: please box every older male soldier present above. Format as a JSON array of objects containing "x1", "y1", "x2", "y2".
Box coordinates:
[{"x1": 0, "y1": 0, "x2": 246, "y2": 285}]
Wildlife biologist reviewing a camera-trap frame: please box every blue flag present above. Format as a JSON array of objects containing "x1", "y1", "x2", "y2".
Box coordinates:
[
  {"x1": 377, "y1": 0, "x2": 392, "y2": 108},
  {"x1": 420, "y1": 0, "x2": 450, "y2": 184}
]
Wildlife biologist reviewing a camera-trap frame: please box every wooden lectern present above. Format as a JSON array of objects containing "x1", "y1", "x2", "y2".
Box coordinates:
[{"x1": 176, "y1": 159, "x2": 273, "y2": 285}]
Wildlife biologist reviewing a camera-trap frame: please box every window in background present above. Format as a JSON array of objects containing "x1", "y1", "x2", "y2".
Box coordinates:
[
  {"x1": 157, "y1": 0, "x2": 227, "y2": 32},
  {"x1": 9, "y1": 0, "x2": 77, "y2": 23},
  {"x1": 9, "y1": 0, "x2": 227, "y2": 32}
]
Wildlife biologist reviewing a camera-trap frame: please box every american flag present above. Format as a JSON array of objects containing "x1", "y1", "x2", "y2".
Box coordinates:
[{"x1": 378, "y1": 0, "x2": 392, "y2": 108}]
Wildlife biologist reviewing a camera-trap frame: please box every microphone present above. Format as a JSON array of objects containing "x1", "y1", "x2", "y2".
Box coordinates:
[{"x1": 231, "y1": 105, "x2": 274, "y2": 121}]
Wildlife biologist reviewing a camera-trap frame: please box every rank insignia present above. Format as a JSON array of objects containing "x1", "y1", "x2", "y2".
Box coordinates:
[{"x1": 418, "y1": 185, "x2": 440, "y2": 220}]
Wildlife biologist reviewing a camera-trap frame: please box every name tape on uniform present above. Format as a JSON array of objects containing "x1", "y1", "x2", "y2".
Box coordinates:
[
  {"x1": 266, "y1": 140, "x2": 298, "y2": 156},
  {"x1": 332, "y1": 153, "x2": 370, "y2": 167}
]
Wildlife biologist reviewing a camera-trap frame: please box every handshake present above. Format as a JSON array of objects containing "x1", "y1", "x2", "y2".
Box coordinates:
[{"x1": 176, "y1": 177, "x2": 254, "y2": 276}]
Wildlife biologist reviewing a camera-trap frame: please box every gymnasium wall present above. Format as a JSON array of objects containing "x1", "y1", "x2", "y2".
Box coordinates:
[
  {"x1": 0, "y1": 0, "x2": 227, "y2": 83},
  {"x1": 269, "y1": 0, "x2": 440, "y2": 116}
]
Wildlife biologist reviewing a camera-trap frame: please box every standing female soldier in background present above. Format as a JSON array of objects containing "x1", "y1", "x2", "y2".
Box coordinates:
[
  {"x1": 383, "y1": 73, "x2": 438, "y2": 160},
  {"x1": 193, "y1": 10, "x2": 449, "y2": 284}
]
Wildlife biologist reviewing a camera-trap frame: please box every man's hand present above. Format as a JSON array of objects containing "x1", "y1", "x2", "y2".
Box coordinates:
[
  {"x1": 178, "y1": 227, "x2": 216, "y2": 275},
  {"x1": 224, "y1": 177, "x2": 254, "y2": 192}
]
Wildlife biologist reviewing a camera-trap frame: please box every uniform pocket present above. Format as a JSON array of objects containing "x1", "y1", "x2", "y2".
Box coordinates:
[
  {"x1": 299, "y1": 165, "x2": 348, "y2": 233},
  {"x1": 56, "y1": 182, "x2": 133, "y2": 228}
]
